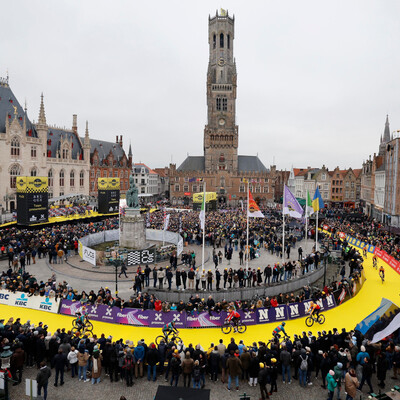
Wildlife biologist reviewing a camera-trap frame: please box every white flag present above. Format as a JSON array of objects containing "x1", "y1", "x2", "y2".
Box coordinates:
[
  {"x1": 199, "y1": 192, "x2": 206, "y2": 230},
  {"x1": 164, "y1": 214, "x2": 170, "y2": 231}
]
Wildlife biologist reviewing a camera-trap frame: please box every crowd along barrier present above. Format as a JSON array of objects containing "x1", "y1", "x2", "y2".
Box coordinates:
[
  {"x1": 343, "y1": 233, "x2": 400, "y2": 275},
  {"x1": 0, "y1": 289, "x2": 59, "y2": 313},
  {"x1": 58, "y1": 295, "x2": 336, "y2": 328}
]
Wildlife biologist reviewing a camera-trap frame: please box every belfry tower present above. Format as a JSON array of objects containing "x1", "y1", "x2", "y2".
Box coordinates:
[{"x1": 204, "y1": 10, "x2": 238, "y2": 172}]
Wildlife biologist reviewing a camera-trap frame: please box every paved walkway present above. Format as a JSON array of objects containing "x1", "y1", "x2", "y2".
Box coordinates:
[{"x1": 0, "y1": 239, "x2": 319, "y2": 300}]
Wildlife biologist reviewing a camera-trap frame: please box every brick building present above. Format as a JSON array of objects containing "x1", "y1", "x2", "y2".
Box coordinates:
[
  {"x1": 87, "y1": 135, "x2": 132, "y2": 196},
  {"x1": 168, "y1": 11, "x2": 285, "y2": 207}
]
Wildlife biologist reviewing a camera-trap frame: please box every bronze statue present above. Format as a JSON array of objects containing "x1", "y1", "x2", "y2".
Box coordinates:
[{"x1": 126, "y1": 175, "x2": 139, "y2": 208}]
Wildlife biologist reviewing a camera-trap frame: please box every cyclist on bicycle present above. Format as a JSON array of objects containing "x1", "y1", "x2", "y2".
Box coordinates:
[
  {"x1": 162, "y1": 321, "x2": 179, "y2": 341},
  {"x1": 307, "y1": 301, "x2": 321, "y2": 318},
  {"x1": 272, "y1": 321, "x2": 288, "y2": 339},
  {"x1": 363, "y1": 246, "x2": 368, "y2": 258},
  {"x1": 379, "y1": 266, "x2": 385, "y2": 282},
  {"x1": 227, "y1": 307, "x2": 241, "y2": 332},
  {"x1": 75, "y1": 312, "x2": 86, "y2": 332},
  {"x1": 372, "y1": 255, "x2": 378, "y2": 268}
]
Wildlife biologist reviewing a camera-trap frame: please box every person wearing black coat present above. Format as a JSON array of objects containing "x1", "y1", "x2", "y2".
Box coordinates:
[
  {"x1": 358, "y1": 358, "x2": 374, "y2": 394},
  {"x1": 248, "y1": 353, "x2": 260, "y2": 386},
  {"x1": 258, "y1": 363, "x2": 269, "y2": 399},
  {"x1": 320, "y1": 352, "x2": 331, "y2": 389},
  {"x1": 53, "y1": 348, "x2": 67, "y2": 386},
  {"x1": 376, "y1": 351, "x2": 388, "y2": 388},
  {"x1": 147, "y1": 343, "x2": 160, "y2": 382},
  {"x1": 208, "y1": 347, "x2": 220, "y2": 381}
]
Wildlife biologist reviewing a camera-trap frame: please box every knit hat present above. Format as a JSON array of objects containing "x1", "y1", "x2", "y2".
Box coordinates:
[
  {"x1": 360, "y1": 345, "x2": 366, "y2": 352},
  {"x1": 259, "y1": 363, "x2": 264, "y2": 368},
  {"x1": 337, "y1": 362, "x2": 343, "y2": 369},
  {"x1": 329, "y1": 370, "x2": 334, "y2": 376},
  {"x1": 271, "y1": 358, "x2": 277, "y2": 363},
  {"x1": 174, "y1": 349, "x2": 179, "y2": 354}
]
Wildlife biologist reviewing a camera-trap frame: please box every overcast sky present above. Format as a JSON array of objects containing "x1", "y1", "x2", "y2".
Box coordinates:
[{"x1": 2, "y1": 1, "x2": 400, "y2": 171}]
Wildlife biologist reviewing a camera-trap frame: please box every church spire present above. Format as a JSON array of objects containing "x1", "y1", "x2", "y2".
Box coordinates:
[
  {"x1": 38, "y1": 93, "x2": 47, "y2": 126},
  {"x1": 128, "y1": 142, "x2": 132, "y2": 158},
  {"x1": 383, "y1": 114, "x2": 390, "y2": 143},
  {"x1": 84, "y1": 120, "x2": 90, "y2": 147}
]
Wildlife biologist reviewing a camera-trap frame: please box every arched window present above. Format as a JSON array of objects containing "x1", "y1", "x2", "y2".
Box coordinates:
[
  {"x1": 213, "y1": 34, "x2": 216, "y2": 49},
  {"x1": 48, "y1": 169, "x2": 53, "y2": 187},
  {"x1": 79, "y1": 170, "x2": 84, "y2": 187},
  {"x1": 59, "y1": 170, "x2": 65, "y2": 187},
  {"x1": 62, "y1": 148, "x2": 69, "y2": 159},
  {"x1": 11, "y1": 137, "x2": 20, "y2": 156},
  {"x1": 9, "y1": 164, "x2": 21, "y2": 188},
  {"x1": 220, "y1": 33, "x2": 224, "y2": 48},
  {"x1": 30, "y1": 168, "x2": 37, "y2": 177},
  {"x1": 70, "y1": 170, "x2": 75, "y2": 187}
]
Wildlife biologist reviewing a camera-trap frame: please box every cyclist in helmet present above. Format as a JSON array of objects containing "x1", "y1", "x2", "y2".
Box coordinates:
[
  {"x1": 307, "y1": 301, "x2": 321, "y2": 318},
  {"x1": 162, "y1": 321, "x2": 178, "y2": 341},
  {"x1": 272, "y1": 321, "x2": 288, "y2": 338},
  {"x1": 379, "y1": 265, "x2": 385, "y2": 282},
  {"x1": 227, "y1": 307, "x2": 241, "y2": 332}
]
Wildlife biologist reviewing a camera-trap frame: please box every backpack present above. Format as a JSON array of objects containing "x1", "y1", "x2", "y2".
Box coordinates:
[
  {"x1": 124, "y1": 357, "x2": 133, "y2": 370},
  {"x1": 193, "y1": 367, "x2": 201, "y2": 382},
  {"x1": 300, "y1": 355, "x2": 308, "y2": 371}
]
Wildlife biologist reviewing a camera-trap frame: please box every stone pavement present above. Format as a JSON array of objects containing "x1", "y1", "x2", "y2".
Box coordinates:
[
  {"x1": 0, "y1": 239, "x2": 322, "y2": 301},
  {"x1": 8, "y1": 362, "x2": 389, "y2": 400}
]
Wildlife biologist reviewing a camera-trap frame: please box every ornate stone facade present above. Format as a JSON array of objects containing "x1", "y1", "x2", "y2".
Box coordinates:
[{"x1": 0, "y1": 77, "x2": 90, "y2": 211}]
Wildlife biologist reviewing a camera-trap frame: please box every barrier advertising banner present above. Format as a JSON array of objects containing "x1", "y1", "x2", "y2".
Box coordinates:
[
  {"x1": 59, "y1": 295, "x2": 336, "y2": 328},
  {"x1": 0, "y1": 290, "x2": 59, "y2": 313},
  {"x1": 78, "y1": 241, "x2": 96, "y2": 266}
]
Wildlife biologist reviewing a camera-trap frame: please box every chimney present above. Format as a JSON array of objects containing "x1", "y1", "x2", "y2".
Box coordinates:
[
  {"x1": 116, "y1": 135, "x2": 118, "y2": 143},
  {"x1": 72, "y1": 114, "x2": 77, "y2": 134},
  {"x1": 119, "y1": 135, "x2": 123, "y2": 147}
]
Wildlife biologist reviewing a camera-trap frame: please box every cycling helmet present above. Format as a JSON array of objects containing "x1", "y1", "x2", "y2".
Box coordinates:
[
  {"x1": 171, "y1": 321, "x2": 175, "y2": 326},
  {"x1": 282, "y1": 322, "x2": 286, "y2": 326}
]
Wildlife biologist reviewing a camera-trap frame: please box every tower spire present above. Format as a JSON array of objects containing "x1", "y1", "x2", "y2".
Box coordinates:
[
  {"x1": 38, "y1": 93, "x2": 47, "y2": 126},
  {"x1": 128, "y1": 142, "x2": 132, "y2": 158},
  {"x1": 383, "y1": 114, "x2": 390, "y2": 143}
]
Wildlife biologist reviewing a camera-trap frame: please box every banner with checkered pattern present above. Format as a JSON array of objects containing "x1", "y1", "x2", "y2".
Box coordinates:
[{"x1": 126, "y1": 249, "x2": 155, "y2": 265}]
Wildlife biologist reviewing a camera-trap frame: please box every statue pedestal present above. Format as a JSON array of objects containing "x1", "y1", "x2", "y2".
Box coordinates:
[{"x1": 120, "y1": 208, "x2": 146, "y2": 249}]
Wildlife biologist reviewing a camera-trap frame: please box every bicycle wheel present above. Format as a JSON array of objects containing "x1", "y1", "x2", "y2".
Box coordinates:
[
  {"x1": 317, "y1": 314, "x2": 325, "y2": 324},
  {"x1": 72, "y1": 320, "x2": 78, "y2": 328},
  {"x1": 237, "y1": 323, "x2": 247, "y2": 334},
  {"x1": 155, "y1": 335, "x2": 166, "y2": 345},
  {"x1": 221, "y1": 323, "x2": 232, "y2": 334},
  {"x1": 85, "y1": 321, "x2": 94, "y2": 332},
  {"x1": 171, "y1": 336, "x2": 182, "y2": 344},
  {"x1": 305, "y1": 316, "x2": 314, "y2": 327}
]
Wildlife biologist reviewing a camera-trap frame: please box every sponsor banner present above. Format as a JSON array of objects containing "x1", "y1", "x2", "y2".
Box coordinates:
[
  {"x1": 59, "y1": 297, "x2": 337, "y2": 327},
  {"x1": 78, "y1": 241, "x2": 96, "y2": 266},
  {"x1": 0, "y1": 289, "x2": 58, "y2": 313},
  {"x1": 373, "y1": 247, "x2": 400, "y2": 275},
  {"x1": 185, "y1": 312, "x2": 227, "y2": 328}
]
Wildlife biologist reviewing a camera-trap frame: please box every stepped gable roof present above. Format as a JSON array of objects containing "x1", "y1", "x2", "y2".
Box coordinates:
[
  {"x1": 177, "y1": 156, "x2": 205, "y2": 172},
  {"x1": 87, "y1": 138, "x2": 125, "y2": 165},
  {"x1": 0, "y1": 80, "x2": 37, "y2": 137},
  {"x1": 48, "y1": 128, "x2": 83, "y2": 159}
]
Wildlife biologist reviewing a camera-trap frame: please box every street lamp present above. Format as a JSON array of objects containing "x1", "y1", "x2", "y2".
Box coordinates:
[
  {"x1": 111, "y1": 257, "x2": 122, "y2": 296},
  {"x1": 1, "y1": 346, "x2": 13, "y2": 400}
]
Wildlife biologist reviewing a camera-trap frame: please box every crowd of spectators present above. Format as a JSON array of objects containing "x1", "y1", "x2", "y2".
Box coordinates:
[{"x1": 1, "y1": 317, "x2": 399, "y2": 400}]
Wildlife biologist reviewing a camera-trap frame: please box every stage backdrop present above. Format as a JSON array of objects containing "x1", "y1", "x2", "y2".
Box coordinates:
[
  {"x1": 16, "y1": 177, "x2": 48, "y2": 225},
  {"x1": 98, "y1": 177, "x2": 120, "y2": 214}
]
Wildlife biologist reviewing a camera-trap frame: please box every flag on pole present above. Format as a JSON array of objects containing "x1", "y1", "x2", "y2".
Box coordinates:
[
  {"x1": 247, "y1": 190, "x2": 264, "y2": 218},
  {"x1": 178, "y1": 213, "x2": 182, "y2": 233},
  {"x1": 312, "y1": 187, "x2": 325, "y2": 212},
  {"x1": 283, "y1": 185, "x2": 303, "y2": 219},
  {"x1": 306, "y1": 190, "x2": 314, "y2": 217},
  {"x1": 163, "y1": 213, "x2": 170, "y2": 231},
  {"x1": 199, "y1": 191, "x2": 206, "y2": 230},
  {"x1": 240, "y1": 199, "x2": 244, "y2": 211}
]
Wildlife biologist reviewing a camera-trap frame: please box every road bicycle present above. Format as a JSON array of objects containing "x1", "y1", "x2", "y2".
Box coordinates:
[
  {"x1": 305, "y1": 312, "x2": 325, "y2": 327},
  {"x1": 267, "y1": 334, "x2": 290, "y2": 349},
  {"x1": 155, "y1": 332, "x2": 182, "y2": 346},
  {"x1": 71, "y1": 317, "x2": 94, "y2": 336},
  {"x1": 221, "y1": 319, "x2": 247, "y2": 334}
]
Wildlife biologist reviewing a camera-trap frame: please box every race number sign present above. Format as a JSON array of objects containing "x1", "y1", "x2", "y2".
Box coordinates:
[{"x1": 127, "y1": 249, "x2": 155, "y2": 265}]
